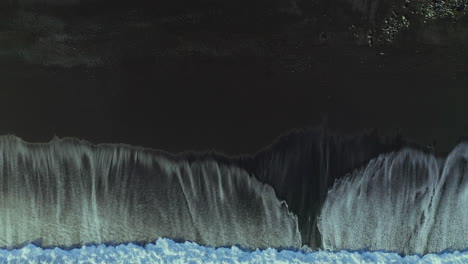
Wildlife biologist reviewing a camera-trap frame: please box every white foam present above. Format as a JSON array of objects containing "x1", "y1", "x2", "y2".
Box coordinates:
[{"x1": 2, "y1": 238, "x2": 467, "y2": 264}]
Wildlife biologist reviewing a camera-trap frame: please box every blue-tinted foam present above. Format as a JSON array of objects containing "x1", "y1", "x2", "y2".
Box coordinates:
[{"x1": 0, "y1": 238, "x2": 467, "y2": 264}]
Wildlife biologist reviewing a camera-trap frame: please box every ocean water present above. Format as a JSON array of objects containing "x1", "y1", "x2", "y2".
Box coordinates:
[
  {"x1": 1, "y1": 238, "x2": 467, "y2": 264},
  {"x1": 0, "y1": 135, "x2": 466, "y2": 256}
]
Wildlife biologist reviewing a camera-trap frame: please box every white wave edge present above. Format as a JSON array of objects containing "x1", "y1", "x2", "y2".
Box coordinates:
[{"x1": 2, "y1": 238, "x2": 467, "y2": 264}]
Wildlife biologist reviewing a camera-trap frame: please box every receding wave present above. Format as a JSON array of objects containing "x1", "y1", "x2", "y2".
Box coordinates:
[
  {"x1": 319, "y1": 143, "x2": 468, "y2": 254},
  {"x1": 0, "y1": 129, "x2": 407, "y2": 250},
  {"x1": 0, "y1": 135, "x2": 300, "y2": 249},
  {"x1": 0, "y1": 130, "x2": 466, "y2": 255}
]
